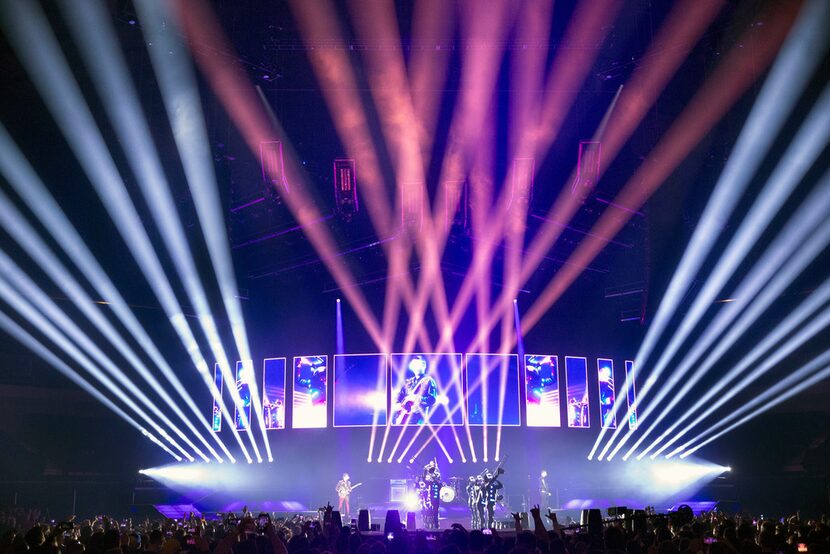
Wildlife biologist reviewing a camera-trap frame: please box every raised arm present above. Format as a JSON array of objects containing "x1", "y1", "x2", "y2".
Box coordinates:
[{"x1": 530, "y1": 505, "x2": 549, "y2": 543}]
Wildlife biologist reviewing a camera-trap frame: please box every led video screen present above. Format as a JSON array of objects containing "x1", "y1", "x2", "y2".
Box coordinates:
[
  {"x1": 211, "y1": 363, "x2": 223, "y2": 432},
  {"x1": 292, "y1": 356, "x2": 328, "y2": 429},
  {"x1": 565, "y1": 356, "x2": 590, "y2": 428},
  {"x1": 262, "y1": 358, "x2": 286, "y2": 430},
  {"x1": 234, "y1": 360, "x2": 254, "y2": 430},
  {"x1": 466, "y1": 353, "x2": 521, "y2": 426},
  {"x1": 390, "y1": 353, "x2": 464, "y2": 426},
  {"x1": 333, "y1": 354, "x2": 388, "y2": 427},
  {"x1": 625, "y1": 360, "x2": 638, "y2": 429},
  {"x1": 597, "y1": 358, "x2": 616, "y2": 429},
  {"x1": 524, "y1": 355, "x2": 561, "y2": 427}
]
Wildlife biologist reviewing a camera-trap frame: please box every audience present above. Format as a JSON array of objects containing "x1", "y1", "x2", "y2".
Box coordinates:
[{"x1": 0, "y1": 504, "x2": 827, "y2": 554}]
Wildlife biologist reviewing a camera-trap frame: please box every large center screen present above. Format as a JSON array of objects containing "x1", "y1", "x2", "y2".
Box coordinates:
[{"x1": 390, "y1": 353, "x2": 464, "y2": 426}]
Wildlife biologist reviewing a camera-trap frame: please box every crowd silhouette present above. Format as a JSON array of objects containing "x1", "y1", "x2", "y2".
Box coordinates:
[{"x1": 1, "y1": 505, "x2": 828, "y2": 554}]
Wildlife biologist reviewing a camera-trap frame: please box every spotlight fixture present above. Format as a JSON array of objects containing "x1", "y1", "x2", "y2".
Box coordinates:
[
  {"x1": 260, "y1": 140, "x2": 289, "y2": 196},
  {"x1": 333, "y1": 158, "x2": 358, "y2": 221},
  {"x1": 402, "y1": 181, "x2": 424, "y2": 235},
  {"x1": 511, "y1": 158, "x2": 535, "y2": 207},
  {"x1": 571, "y1": 141, "x2": 601, "y2": 194},
  {"x1": 444, "y1": 179, "x2": 468, "y2": 234}
]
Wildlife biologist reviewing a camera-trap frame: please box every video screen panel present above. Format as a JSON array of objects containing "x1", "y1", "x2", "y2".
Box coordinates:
[
  {"x1": 262, "y1": 358, "x2": 286, "y2": 430},
  {"x1": 333, "y1": 354, "x2": 388, "y2": 427},
  {"x1": 466, "y1": 353, "x2": 521, "y2": 426},
  {"x1": 564, "y1": 356, "x2": 590, "y2": 428},
  {"x1": 211, "y1": 363, "x2": 223, "y2": 432},
  {"x1": 390, "y1": 353, "x2": 464, "y2": 426},
  {"x1": 625, "y1": 360, "x2": 638, "y2": 429},
  {"x1": 234, "y1": 360, "x2": 254, "y2": 430},
  {"x1": 524, "y1": 355, "x2": 561, "y2": 427},
  {"x1": 292, "y1": 356, "x2": 328, "y2": 429},
  {"x1": 597, "y1": 358, "x2": 616, "y2": 429}
]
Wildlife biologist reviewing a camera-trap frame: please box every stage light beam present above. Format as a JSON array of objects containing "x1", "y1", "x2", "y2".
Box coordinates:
[
  {"x1": 0, "y1": 125, "x2": 238, "y2": 463},
  {"x1": 677, "y1": 349, "x2": 830, "y2": 458},
  {"x1": 0, "y1": 0, "x2": 257, "y2": 462},
  {"x1": 0, "y1": 311, "x2": 182, "y2": 462},
  {"x1": 135, "y1": 0, "x2": 270, "y2": 463},
  {"x1": 0, "y1": 277, "x2": 194, "y2": 461},
  {"x1": 588, "y1": 0, "x2": 829, "y2": 462}
]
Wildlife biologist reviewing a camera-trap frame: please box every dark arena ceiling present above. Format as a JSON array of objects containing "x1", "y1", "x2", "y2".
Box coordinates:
[{"x1": 0, "y1": 0, "x2": 828, "y2": 513}]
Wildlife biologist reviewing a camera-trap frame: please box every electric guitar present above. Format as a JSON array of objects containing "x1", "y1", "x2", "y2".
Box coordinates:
[
  {"x1": 393, "y1": 376, "x2": 433, "y2": 424},
  {"x1": 336, "y1": 482, "x2": 363, "y2": 499}
]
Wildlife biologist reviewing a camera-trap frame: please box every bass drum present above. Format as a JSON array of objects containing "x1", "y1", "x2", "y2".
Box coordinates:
[{"x1": 439, "y1": 485, "x2": 456, "y2": 503}]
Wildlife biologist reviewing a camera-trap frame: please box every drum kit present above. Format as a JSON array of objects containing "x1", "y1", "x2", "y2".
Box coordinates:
[
  {"x1": 406, "y1": 461, "x2": 466, "y2": 504},
  {"x1": 439, "y1": 476, "x2": 465, "y2": 503}
]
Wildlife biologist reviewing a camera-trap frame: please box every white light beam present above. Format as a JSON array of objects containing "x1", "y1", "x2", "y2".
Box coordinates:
[
  {"x1": 589, "y1": 0, "x2": 830, "y2": 461},
  {"x1": 0, "y1": 124, "x2": 239, "y2": 463},
  {"x1": 0, "y1": 311, "x2": 182, "y2": 462},
  {"x1": 134, "y1": 0, "x2": 271, "y2": 462},
  {"x1": 0, "y1": 0, "x2": 258, "y2": 461}
]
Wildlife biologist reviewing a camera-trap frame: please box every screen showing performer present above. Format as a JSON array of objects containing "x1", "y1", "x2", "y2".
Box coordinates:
[
  {"x1": 292, "y1": 356, "x2": 328, "y2": 429},
  {"x1": 262, "y1": 358, "x2": 286, "y2": 430},
  {"x1": 211, "y1": 363, "x2": 223, "y2": 432},
  {"x1": 625, "y1": 360, "x2": 638, "y2": 429},
  {"x1": 333, "y1": 354, "x2": 388, "y2": 427},
  {"x1": 525, "y1": 355, "x2": 561, "y2": 427},
  {"x1": 597, "y1": 358, "x2": 616, "y2": 429},
  {"x1": 565, "y1": 356, "x2": 590, "y2": 428},
  {"x1": 466, "y1": 354, "x2": 520, "y2": 426},
  {"x1": 391, "y1": 353, "x2": 463, "y2": 425},
  {"x1": 234, "y1": 360, "x2": 254, "y2": 430}
]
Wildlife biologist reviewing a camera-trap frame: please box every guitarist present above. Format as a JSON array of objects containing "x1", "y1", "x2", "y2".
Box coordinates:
[
  {"x1": 335, "y1": 473, "x2": 362, "y2": 517},
  {"x1": 393, "y1": 357, "x2": 437, "y2": 424}
]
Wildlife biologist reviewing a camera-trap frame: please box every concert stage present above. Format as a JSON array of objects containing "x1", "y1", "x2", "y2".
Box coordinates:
[{"x1": 135, "y1": 432, "x2": 731, "y2": 529}]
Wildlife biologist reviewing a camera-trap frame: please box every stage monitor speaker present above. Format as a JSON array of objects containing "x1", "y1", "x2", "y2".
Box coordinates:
[
  {"x1": 580, "y1": 509, "x2": 602, "y2": 535},
  {"x1": 358, "y1": 509, "x2": 370, "y2": 532},
  {"x1": 406, "y1": 512, "x2": 416, "y2": 531},
  {"x1": 608, "y1": 506, "x2": 628, "y2": 517},
  {"x1": 384, "y1": 510, "x2": 402, "y2": 534}
]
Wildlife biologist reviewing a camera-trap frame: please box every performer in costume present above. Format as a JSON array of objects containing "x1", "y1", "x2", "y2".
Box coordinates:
[
  {"x1": 264, "y1": 397, "x2": 284, "y2": 429},
  {"x1": 482, "y1": 470, "x2": 504, "y2": 528},
  {"x1": 393, "y1": 357, "x2": 438, "y2": 424},
  {"x1": 420, "y1": 460, "x2": 442, "y2": 529},
  {"x1": 568, "y1": 393, "x2": 589, "y2": 427},
  {"x1": 475, "y1": 475, "x2": 486, "y2": 529},
  {"x1": 466, "y1": 476, "x2": 479, "y2": 529}
]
